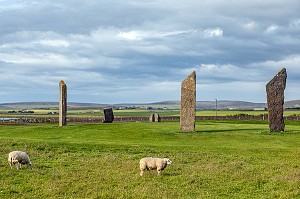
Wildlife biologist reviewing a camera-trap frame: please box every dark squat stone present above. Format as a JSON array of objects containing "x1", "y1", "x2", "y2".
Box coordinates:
[
  {"x1": 266, "y1": 68, "x2": 287, "y2": 132},
  {"x1": 103, "y1": 108, "x2": 114, "y2": 123}
]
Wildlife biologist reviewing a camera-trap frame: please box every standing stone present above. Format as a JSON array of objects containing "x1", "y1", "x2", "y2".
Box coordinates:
[
  {"x1": 180, "y1": 71, "x2": 196, "y2": 132},
  {"x1": 149, "y1": 113, "x2": 161, "y2": 122},
  {"x1": 266, "y1": 68, "x2": 287, "y2": 132},
  {"x1": 103, "y1": 108, "x2": 114, "y2": 123},
  {"x1": 59, "y1": 80, "x2": 67, "y2": 126},
  {"x1": 149, "y1": 113, "x2": 155, "y2": 122},
  {"x1": 154, "y1": 113, "x2": 161, "y2": 122}
]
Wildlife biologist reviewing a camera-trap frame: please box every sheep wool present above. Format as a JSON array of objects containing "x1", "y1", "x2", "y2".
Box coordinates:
[
  {"x1": 8, "y1": 151, "x2": 32, "y2": 170},
  {"x1": 139, "y1": 157, "x2": 172, "y2": 176}
]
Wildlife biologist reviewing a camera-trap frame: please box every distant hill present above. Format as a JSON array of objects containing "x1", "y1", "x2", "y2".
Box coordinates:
[
  {"x1": 0, "y1": 102, "x2": 108, "y2": 110},
  {"x1": 0, "y1": 100, "x2": 299, "y2": 110},
  {"x1": 148, "y1": 100, "x2": 266, "y2": 110},
  {"x1": 149, "y1": 100, "x2": 300, "y2": 110},
  {"x1": 284, "y1": 100, "x2": 300, "y2": 109},
  {"x1": 0, "y1": 102, "x2": 58, "y2": 110},
  {"x1": 197, "y1": 100, "x2": 266, "y2": 110}
]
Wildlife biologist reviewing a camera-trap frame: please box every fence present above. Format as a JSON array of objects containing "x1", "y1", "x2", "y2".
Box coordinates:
[{"x1": 1, "y1": 115, "x2": 300, "y2": 124}]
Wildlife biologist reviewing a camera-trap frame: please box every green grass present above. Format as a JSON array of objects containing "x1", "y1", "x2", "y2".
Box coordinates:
[
  {"x1": 1, "y1": 109, "x2": 300, "y2": 117},
  {"x1": 0, "y1": 121, "x2": 300, "y2": 198}
]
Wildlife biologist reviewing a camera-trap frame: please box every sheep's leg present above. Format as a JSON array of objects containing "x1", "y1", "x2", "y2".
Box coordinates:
[
  {"x1": 140, "y1": 169, "x2": 144, "y2": 176},
  {"x1": 9, "y1": 161, "x2": 13, "y2": 169},
  {"x1": 157, "y1": 169, "x2": 161, "y2": 175},
  {"x1": 9, "y1": 158, "x2": 13, "y2": 169}
]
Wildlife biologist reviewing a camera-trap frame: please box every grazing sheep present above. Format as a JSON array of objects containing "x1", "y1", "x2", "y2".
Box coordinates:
[
  {"x1": 8, "y1": 151, "x2": 32, "y2": 170},
  {"x1": 139, "y1": 157, "x2": 172, "y2": 176}
]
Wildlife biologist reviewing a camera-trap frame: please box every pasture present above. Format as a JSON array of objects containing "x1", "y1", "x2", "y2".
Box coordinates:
[
  {"x1": 0, "y1": 120, "x2": 300, "y2": 198},
  {"x1": 1, "y1": 108, "x2": 300, "y2": 118}
]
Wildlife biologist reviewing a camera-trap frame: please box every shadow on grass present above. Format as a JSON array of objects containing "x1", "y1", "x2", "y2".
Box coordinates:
[
  {"x1": 194, "y1": 128, "x2": 266, "y2": 134},
  {"x1": 162, "y1": 172, "x2": 180, "y2": 177},
  {"x1": 195, "y1": 129, "x2": 300, "y2": 134},
  {"x1": 33, "y1": 165, "x2": 52, "y2": 169}
]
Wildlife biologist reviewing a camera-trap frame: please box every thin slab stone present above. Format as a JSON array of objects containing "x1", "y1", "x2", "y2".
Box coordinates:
[
  {"x1": 266, "y1": 68, "x2": 287, "y2": 132},
  {"x1": 180, "y1": 71, "x2": 196, "y2": 132},
  {"x1": 59, "y1": 80, "x2": 67, "y2": 126}
]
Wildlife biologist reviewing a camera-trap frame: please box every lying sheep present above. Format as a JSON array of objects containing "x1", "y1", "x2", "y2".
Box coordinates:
[
  {"x1": 8, "y1": 151, "x2": 32, "y2": 170},
  {"x1": 139, "y1": 157, "x2": 172, "y2": 176}
]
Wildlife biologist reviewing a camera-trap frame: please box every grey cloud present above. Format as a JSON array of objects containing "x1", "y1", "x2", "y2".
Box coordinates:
[{"x1": 0, "y1": 0, "x2": 299, "y2": 103}]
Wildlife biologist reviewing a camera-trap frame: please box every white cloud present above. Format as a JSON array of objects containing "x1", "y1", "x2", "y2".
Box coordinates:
[
  {"x1": 244, "y1": 21, "x2": 257, "y2": 30},
  {"x1": 117, "y1": 29, "x2": 196, "y2": 41},
  {"x1": 199, "y1": 81, "x2": 266, "y2": 102},
  {"x1": 203, "y1": 28, "x2": 223, "y2": 38},
  {"x1": 289, "y1": 18, "x2": 300, "y2": 28},
  {"x1": 117, "y1": 31, "x2": 143, "y2": 41},
  {"x1": 199, "y1": 64, "x2": 218, "y2": 71},
  {"x1": 36, "y1": 39, "x2": 70, "y2": 48},
  {"x1": 266, "y1": 24, "x2": 279, "y2": 33},
  {"x1": 0, "y1": 52, "x2": 91, "y2": 66},
  {"x1": 253, "y1": 55, "x2": 300, "y2": 79}
]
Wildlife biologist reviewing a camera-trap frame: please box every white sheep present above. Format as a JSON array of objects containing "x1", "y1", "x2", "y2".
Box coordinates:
[
  {"x1": 8, "y1": 151, "x2": 32, "y2": 170},
  {"x1": 139, "y1": 157, "x2": 172, "y2": 176}
]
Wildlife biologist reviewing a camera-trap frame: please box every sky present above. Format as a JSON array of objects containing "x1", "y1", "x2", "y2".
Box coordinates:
[{"x1": 0, "y1": 0, "x2": 299, "y2": 104}]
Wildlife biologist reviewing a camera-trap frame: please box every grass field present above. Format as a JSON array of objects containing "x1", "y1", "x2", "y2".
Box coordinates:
[
  {"x1": 1, "y1": 109, "x2": 300, "y2": 117},
  {"x1": 0, "y1": 120, "x2": 300, "y2": 198}
]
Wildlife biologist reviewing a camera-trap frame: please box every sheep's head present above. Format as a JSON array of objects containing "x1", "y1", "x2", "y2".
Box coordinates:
[
  {"x1": 27, "y1": 162, "x2": 32, "y2": 169},
  {"x1": 166, "y1": 159, "x2": 172, "y2": 164}
]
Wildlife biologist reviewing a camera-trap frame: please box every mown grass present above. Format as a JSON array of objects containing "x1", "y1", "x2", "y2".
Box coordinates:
[{"x1": 0, "y1": 120, "x2": 300, "y2": 198}]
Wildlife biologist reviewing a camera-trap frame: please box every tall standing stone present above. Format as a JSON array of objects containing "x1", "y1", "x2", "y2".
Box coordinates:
[
  {"x1": 103, "y1": 108, "x2": 114, "y2": 123},
  {"x1": 266, "y1": 68, "x2": 287, "y2": 132},
  {"x1": 59, "y1": 80, "x2": 67, "y2": 126},
  {"x1": 180, "y1": 71, "x2": 196, "y2": 132}
]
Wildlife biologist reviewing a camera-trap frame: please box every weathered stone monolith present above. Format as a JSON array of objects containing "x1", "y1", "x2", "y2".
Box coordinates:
[
  {"x1": 149, "y1": 113, "x2": 155, "y2": 122},
  {"x1": 180, "y1": 71, "x2": 196, "y2": 132},
  {"x1": 103, "y1": 108, "x2": 114, "y2": 123},
  {"x1": 154, "y1": 113, "x2": 161, "y2": 122},
  {"x1": 266, "y1": 68, "x2": 287, "y2": 132},
  {"x1": 59, "y1": 80, "x2": 67, "y2": 126}
]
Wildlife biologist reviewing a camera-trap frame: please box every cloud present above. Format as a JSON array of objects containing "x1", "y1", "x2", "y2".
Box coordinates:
[
  {"x1": 117, "y1": 31, "x2": 143, "y2": 41},
  {"x1": 289, "y1": 18, "x2": 300, "y2": 28},
  {"x1": 37, "y1": 39, "x2": 70, "y2": 48},
  {"x1": 265, "y1": 24, "x2": 280, "y2": 33},
  {"x1": 244, "y1": 22, "x2": 257, "y2": 30},
  {"x1": 117, "y1": 29, "x2": 197, "y2": 41},
  {"x1": 203, "y1": 28, "x2": 223, "y2": 38},
  {"x1": 0, "y1": 0, "x2": 299, "y2": 103}
]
